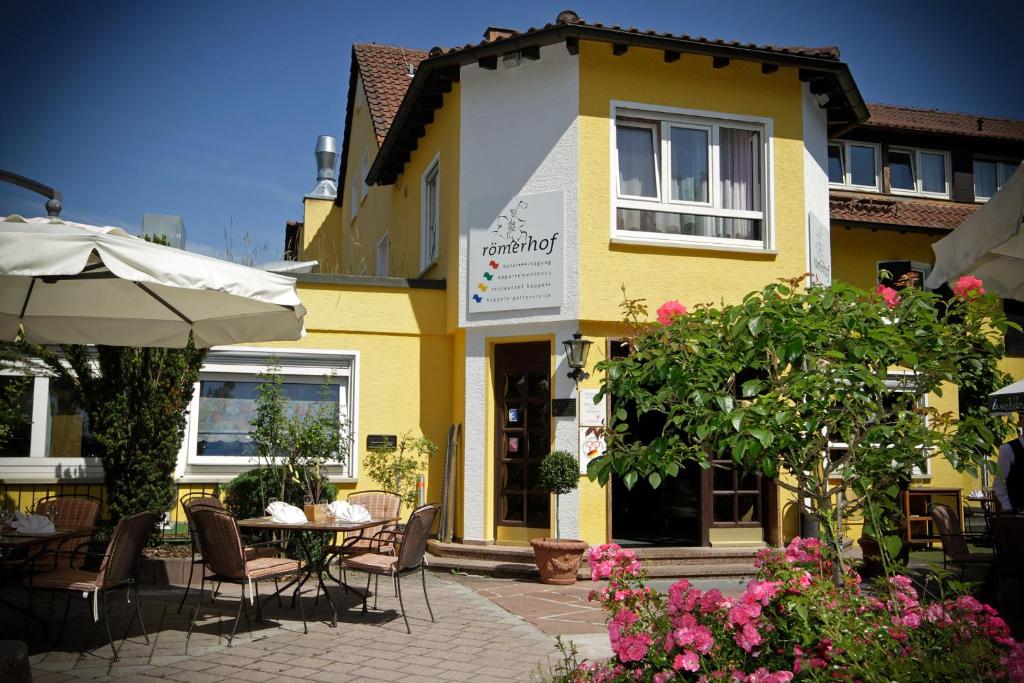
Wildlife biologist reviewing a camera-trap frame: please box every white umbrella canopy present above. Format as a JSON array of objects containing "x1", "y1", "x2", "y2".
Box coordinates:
[
  {"x1": 990, "y1": 378, "x2": 1024, "y2": 413},
  {"x1": 0, "y1": 215, "x2": 307, "y2": 348},
  {"x1": 925, "y1": 162, "x2": 1024, "y2": 299}
]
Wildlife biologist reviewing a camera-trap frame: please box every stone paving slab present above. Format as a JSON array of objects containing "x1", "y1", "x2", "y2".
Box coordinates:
[{"x1": 0, "y1": 572, "x2": 562, "y2": 682}]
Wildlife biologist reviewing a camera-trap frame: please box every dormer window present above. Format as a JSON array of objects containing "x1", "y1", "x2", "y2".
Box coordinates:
[
  {"x1": 889, "y1": 148, "x2": 949, "y2": 198},
  {"x1": 828, "y1": 141, "x2": 880, "y2": 192},
  {"x1": 974, "y1": 158, "x2": 1020, "y2": 201}
]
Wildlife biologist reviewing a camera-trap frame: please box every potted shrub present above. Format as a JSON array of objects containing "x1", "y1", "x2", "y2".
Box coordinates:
[{"x1": 530, "y1": 450, "x2": 588, "y2": 585}]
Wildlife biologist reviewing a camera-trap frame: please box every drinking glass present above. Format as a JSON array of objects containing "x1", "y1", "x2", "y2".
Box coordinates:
[
  {"x1": 267, "y1": 497, "x2": 278, "y2": 514},
  {"x1": 303, "y1": 495, "x2": 312, "y2": 506},
  {"x1": 45, "y1": 503, "x2": 58, "y2": 526}
]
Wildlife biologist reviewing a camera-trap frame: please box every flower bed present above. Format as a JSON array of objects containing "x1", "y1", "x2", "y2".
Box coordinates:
[{"x1": 558, "y1": 539, "x2": 1023, "y2": 682}]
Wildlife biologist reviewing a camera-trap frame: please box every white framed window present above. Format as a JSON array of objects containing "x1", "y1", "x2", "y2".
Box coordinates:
[
  {"x1": 0, "y1": 368, "x2": 104, "y2": 482},
  {"x1": 376, "y1": 233, "x2": 390, "y2": 277},
  {"x1": 828, "y1": 141, "x2": 880, "y2": 192},
  {"x1": 826, "y1": 373, "x2": 931, "y2": 479},
  {"x1": 360, "y1": 149, "x2": 370, "y2": 201},
  {"x1": 611, "y1": 102, "x2": 773, "y2": 252},
  {"x1": 420, "y1": 155, "x2": 440, "y2": 272},
  {"x1": 182, "y1": 347, "x2": 358, "y2": 481},
  {"x1": 888, "y1": 147, "x2": 949, "y2": 198},
  {"x1": 973, "y1": 158, "x2": 1020, "y2": 201}
]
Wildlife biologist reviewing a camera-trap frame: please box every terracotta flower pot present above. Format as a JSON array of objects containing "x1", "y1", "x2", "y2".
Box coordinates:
[{"x1": 530, "y1": 538, "x2": 589, "y2": 585}]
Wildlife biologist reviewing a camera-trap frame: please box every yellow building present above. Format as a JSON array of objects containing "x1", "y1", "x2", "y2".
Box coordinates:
[{"x1": 3, "y1": 12, "x2": 1021, "y2": 550}]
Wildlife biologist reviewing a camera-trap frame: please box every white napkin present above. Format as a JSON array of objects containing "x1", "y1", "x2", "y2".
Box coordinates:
[
  {"x1": 266, "y1": 501, "x2": 307, "y2": 524},
  {"x1": 328, "y1": 500, "x2": 372, "y2": 523},
  {"x1": 13, "y1": 511, "x2": 55, "y2": 534}
]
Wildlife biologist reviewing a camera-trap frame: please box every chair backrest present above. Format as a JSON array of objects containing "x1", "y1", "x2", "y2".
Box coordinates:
[
  {"x1": 930, "y1": 503, "x2": 969, "y2": 557},
  {"x1": 34, "y1": 495, "x2": 100, "y2": 528},
  {"x1": 992, "y1": 515, "x2": 1024, "y2": 576},
  {"x1": 348, "y1": 490, "x2": 402, "y2": 522},
  {"x1": 97, "y1": 511, "x2": 159, "y2": 589},
  {"x1": 181, "y1": 494, "x2": 224, "y2": 526},
  {"x1": 397, "y1": 504, "x2": 438, "y2": 572},
  {"x1": 190, "y1": 507, "x2": 246, "y2": 579}
]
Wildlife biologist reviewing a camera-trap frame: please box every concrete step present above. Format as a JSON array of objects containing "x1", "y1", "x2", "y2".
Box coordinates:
[
  {"x1": 426, "y1": 539, "x2": 762, "y2": 567},
  {"x1": 425, "y1": 552, "x2": 756, "y2": 581}
]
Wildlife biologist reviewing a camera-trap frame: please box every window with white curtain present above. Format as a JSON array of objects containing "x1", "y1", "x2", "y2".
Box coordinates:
[
  {"x1": 828, "y1": 141, "x2": 880, "y2": 191},
  {"x1": 613, "y1": 106, "x2": 771, "y2": 250},
  {"x1": 889, "y1": 147, "x2": 949, "y2": 198},
  {"x1": 974, "y1": 158, "x2": 1020, "y2": 201},
  {"x1": 420, "y1": 158, "x2": 440, "y2": 272}
]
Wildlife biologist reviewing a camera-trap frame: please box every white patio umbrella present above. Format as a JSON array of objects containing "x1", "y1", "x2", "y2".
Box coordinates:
[
  {"x1": 990, "y1": 378, "x2": 1024, "y2": 414},
  {"x1": 0, "y1": 215, "x2": 306, "y2": 348},
  {"x1": 925, "y1": 162, "x2": 1024, "y2": 299}
]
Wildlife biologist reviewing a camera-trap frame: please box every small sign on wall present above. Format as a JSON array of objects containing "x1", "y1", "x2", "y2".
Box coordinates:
[
  {"x1": 579, "y1": 389, "x2": 605, "y2": 427},
  {"x1": 807, "y1": 212, "x2": 832, "y2": 286},
  {"x1": 366, "y1": 434, "x2": 398, "y2": 451},
  {"x1": 579, "y1": 427, "x2": 606, "y2": 475}
]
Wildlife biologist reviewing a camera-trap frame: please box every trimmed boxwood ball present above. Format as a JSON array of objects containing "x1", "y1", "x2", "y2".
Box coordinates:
[{"x1": 539, "y1": 450, "x2": 579, "y2": 496}]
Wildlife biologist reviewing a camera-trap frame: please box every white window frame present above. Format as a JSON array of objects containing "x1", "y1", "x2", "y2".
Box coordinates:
[
  {"x1": 888, "y1": 147, "x2": 950, "y2": 199},
  {"x1": 376, "y1": 232, "x2": 390, "y2": 277},
  {"x1": 828, "y1": 140, "x2": 881, "y2": 192},
  {"x1": 825, "y1": 372, "x2": 931, "y2": 479},
  {"x1": 614, "y1": 120, "x2": 662, "y2": 201},
  {"x1": 0, "y1": 365, "x2": 104, "y2": 482},
  {"x1": 360, "y1": 149, "x2": 370, "y2": 202},
  {"x1": 875, "y1": 260, "x2": 932, "y2": 290},
  {"x1": 610, "y1": 101, "x2": 775, "y2": 253},
  {"x1": 973, "y1": 156, "x2": 1021, "y2": 202},
  {"x1": 180, "y1": 347, "x2": 359, "y2": 483},
  {"x1": 826, "y1": 142, "x2": 846, "y2": 185},
  {"x1": 420, "y1": 154, "x2": 440, "y2": 273}
]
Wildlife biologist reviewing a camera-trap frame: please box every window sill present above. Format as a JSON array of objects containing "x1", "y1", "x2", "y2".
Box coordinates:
[
  {"x1": 418, "y1": 259, "x2": 439, "y2": 278},
  {"x1": 611, "y1": 233, "x2": 776, "y2": 255},
  {"x1": 0, "y1": 458, "x2": 104, "y2": 483},
  {"x1": 177, "y1": 470, "x2": 358, "y2": 485}
]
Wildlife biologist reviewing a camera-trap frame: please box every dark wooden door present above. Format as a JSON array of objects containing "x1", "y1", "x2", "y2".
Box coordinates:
[{"x1": 494, "y1": 342, "x2": 551, "y2": 534}]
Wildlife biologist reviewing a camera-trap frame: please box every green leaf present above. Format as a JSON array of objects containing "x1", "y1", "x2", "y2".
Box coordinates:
[
  {"x1": 731, "y1": 413, "x2": 744, "y2": 432},
  {"x1": 648, "y1": 472, "x2": 662, "y2": 488},
  {"x1": 748, "y1": 428, "x2": 774, "y2": 448},
  {"x1": 882, "y1": 535, "x2": 903, "y2": 560},
  {"x1": 623, "y1": 471, "x2": 638, "y2": 490},
  {"x1": 665, "y1": 462, "x2": 680, "y2": 477},
  {"x1": 741, "y1": 379, "x2": 762, "y2": 398},
  {"x1": 747, "y1": 316, "x2": 764, "y2": 336}
]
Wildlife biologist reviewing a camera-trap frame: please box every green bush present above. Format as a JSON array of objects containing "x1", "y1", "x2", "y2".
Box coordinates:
[{"x1": 539, "y1": 451, "x2": 580, "y2": 495}]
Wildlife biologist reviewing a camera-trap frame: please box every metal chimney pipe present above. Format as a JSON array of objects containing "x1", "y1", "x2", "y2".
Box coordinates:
[{"x1": 307, "y1": 135, "x2": 339, "y2": 199}]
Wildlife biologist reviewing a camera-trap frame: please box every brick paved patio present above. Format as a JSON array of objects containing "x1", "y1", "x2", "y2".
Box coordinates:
[{"x1": 2, "y1": 573, "x2": 564, "y2": 682}]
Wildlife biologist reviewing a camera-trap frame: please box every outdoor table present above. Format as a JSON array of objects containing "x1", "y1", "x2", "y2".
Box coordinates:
[
  {"x1": 0, "y1": 527, "x2": 95, "y2": 625},
  {"x1": 236, "y1": 516, "x2": 397, "y2": 627}
]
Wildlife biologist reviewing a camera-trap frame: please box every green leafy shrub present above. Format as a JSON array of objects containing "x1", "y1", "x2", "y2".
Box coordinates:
[
  {"x1": 363, "y1": 432, "x2": 438, "y2": 508},
  {"x1": 540, "y1": 450, "x2": 580, "y2": 495}
]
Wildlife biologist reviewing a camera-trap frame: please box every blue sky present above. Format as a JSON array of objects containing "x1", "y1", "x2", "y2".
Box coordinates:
[{"x1": 1, "y1": 0, "x2": 1021, "y2": 260}]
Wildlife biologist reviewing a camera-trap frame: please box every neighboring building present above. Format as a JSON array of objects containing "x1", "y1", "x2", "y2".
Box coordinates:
[{"x1": 2, "y1": 12, "x2": 1021, "y2": 550}]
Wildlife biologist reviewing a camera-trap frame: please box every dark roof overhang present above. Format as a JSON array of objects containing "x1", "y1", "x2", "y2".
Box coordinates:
[{"x1": 366, "y1": 23, "x2": 868, "y2": 185}]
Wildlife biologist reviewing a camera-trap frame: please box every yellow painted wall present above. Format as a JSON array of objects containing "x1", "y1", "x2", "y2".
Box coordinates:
[
  {"x1": 577, "y1": 42, "x2": 809, "y2": 322},
  {"x1": 301, "y1": 75, "x2": 461, "y2": 287},
  {"x1": 830, "y1": 226, "x2": 937, "y2": 290}
]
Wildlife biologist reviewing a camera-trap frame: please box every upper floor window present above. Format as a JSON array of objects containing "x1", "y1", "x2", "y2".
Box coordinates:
[
  {"x1": 974, "y1": 158, "x2": 1020, "y2": 201},
  {"x1": 613, "y1": 106, "x2": 771, "y2": 251},
  {"x1": 420, "y1": 157, "x2": 440, "y2": 272},
  {"x1": 828, "y1": 141, "x2": 880, "y2": 191},
  {"x1": 889, "y1": 148, "x2": 949, "y2": 198}
]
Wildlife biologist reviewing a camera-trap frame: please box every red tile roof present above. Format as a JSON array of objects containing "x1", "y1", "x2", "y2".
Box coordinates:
[
  {"x1": 829, "y1": 191, "x2": 977, "y2": 231},
  {"x1": 865, "y1": 103, "x2": 1024, "y2": 142},
  {"x1": 353, "y1": 44, "x2": 429, "y2": 146}
]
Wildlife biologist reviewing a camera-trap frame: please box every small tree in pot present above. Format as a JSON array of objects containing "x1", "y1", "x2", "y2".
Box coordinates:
[{"x1": 531, "y1": 450, "x2": 588, "y2": 585}]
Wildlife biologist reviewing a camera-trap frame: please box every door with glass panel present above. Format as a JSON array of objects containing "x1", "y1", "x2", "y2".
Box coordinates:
[{"x1": 493, "y1": 342, "x2": 551, "y2": 536}]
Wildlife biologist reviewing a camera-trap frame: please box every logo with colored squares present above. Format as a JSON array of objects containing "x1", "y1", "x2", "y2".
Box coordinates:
[{"x1": 473, "y1": 260, "x2": 500, "y2": 303}]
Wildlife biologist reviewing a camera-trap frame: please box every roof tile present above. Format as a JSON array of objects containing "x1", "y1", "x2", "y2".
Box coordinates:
[
  {"x1": 830, "y1": 191, "x2": 978, "y2": 231},
  {"x1": 865, "y1": 103, "x2": 1024, "y2": 141},
  {"x1": 352, "y1": 44, "x2": 429, "y2": 146}
]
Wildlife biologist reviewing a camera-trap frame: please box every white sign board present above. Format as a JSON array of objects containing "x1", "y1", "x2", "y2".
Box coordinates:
[
  {"x1": 580, "y1": 388, "x2": 606, "y2": 427},
  {"x1": 467, "y1": 191, "x2": 564, "y2": 313},
  {"x1": 579, "y1": 428, "x2": 606, "y2": 475},
  {"x1": 807, "y1": 212, "x2": 832, "y2": 286}
]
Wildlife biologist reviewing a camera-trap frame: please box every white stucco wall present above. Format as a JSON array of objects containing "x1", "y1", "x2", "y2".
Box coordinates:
[
  {"x1": 802, "y1": 84, "x2": 831, "y2": 285},
  {"x1": 459, "y1": 44, "x2": 581, "y2": 542}
]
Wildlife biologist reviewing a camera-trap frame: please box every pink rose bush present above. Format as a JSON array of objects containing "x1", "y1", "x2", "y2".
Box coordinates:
[
  {"x1": 874, "y1": 283, "x2": 901, "y2": 309},
  {"x1": 953, "y1": 274, "x2": 986, "y2": 298},
  {"x1": 656, "y1": 300, "x2": 688, "y2": 325},
  {"x1": 557, "y1": 539, "x2": 1024, "y2": 682}
]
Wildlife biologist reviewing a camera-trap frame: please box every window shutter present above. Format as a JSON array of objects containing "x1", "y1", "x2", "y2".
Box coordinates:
[{"x1": 952, "y1": 172, "x2": 974, "y2": 203}]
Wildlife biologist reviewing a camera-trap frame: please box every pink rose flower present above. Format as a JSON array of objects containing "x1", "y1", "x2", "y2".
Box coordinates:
[
  {"x1": 875, "y1": 283, "x2": 901, "y2": 308},
  {"x1": 953, "y1": 275, "x2": 986, "y2": 297},
  {"x1": 673, "y1": 650, "x2": 700, "y2": 672},
  {"x1": 656, "y1": 300, "x2": 688, "y2": 325}
]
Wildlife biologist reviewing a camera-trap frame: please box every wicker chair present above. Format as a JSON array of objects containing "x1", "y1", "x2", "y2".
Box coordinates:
[
  {"x1": 325, "y1": 490, "x2": 402, "y2": 594},
  {"x1": 25, "y1": 510, "x2": 158, "y2": 661},
  {"x1": 187, "y1": 506, "x2": 306, "y2": 646},
  {"x1": 341, "y1": 503, "x2": 438, "y2": 633},
  {"x1": 929, "y1": 503, "x2": 993, "y2": 578},
  {"x1": 176, "y1": 493, "x2": 281, "y2": 614}
]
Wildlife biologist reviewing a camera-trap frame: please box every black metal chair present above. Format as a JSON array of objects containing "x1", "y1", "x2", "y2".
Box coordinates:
[
  {"x1": 25, "y1": 511, "x2": 158, "y2": 662},
  {"x1": 340, "y1": 503, "x2": 438, "y2": 633},
  {"x1": 930, "y1": 503, "x2": 993, "y2": 579}
]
